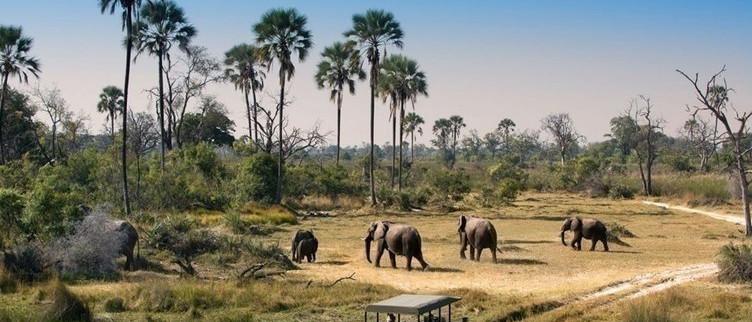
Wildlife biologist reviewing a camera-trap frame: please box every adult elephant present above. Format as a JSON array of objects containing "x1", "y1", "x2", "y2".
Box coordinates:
[
  {"x1": 458, "y1": 215, "x2": 499, "y2": 263},
  {"x1": 112, "y1": 220, "x2": 139, "y2": 271},
  {"x1": 364, "y1": 221, "x2": 428, "y2": 271},
  {"x1": 561, "y1": 217, "x2": 609, "y2": 252},
  {"x1": 291, "y1": 229, "x2": 315, "y2": 262},
  {"x1": 295, "y1": 236, "x2": 318, "y2": 263}
]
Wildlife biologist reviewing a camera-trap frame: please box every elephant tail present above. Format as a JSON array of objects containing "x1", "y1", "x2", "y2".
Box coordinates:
[{"x1": 607, "y1": 233, "x2": 631, "y2": 247}]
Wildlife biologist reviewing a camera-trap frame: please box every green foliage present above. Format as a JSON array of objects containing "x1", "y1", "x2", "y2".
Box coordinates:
[
  {"x1": 667, "y1": 155, "x2": 696, "y2": 173},
  {"x1": 23, "y1": 166, "x2": 87, "y2": 239},
  {"x1": 429, "y1": 169, "x2": 470, "y2": 205},
  {"x1": 608, "y1": 184, "x2": 637, "y2": 199},
  {"x1": 717, "y1": 243, "x2": 752, "y2": 283},
  {"x1": 285, "y1": 164, "x2": 364, "y2": 202},
  {"x1": 233, "y1": 153, "x2": 277, "y2": 205},
  {"x1": 488, "y1": 158, "x2": 528, "y2": 203},
  {"x1": 0, "y1": 188, "x2": 24, "y2": 245}
]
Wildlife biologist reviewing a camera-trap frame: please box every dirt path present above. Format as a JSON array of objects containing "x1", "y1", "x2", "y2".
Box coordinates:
[{"x1": 642, "y1": 201, "x2": 745, "y2": 225}]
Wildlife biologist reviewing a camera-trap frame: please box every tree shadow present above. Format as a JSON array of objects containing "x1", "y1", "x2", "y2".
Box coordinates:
[
  {"x1": 498, "y1": 258, "x2": 548, "y2": 265},
  {"x1": 499, "y1": 245, "x2": 527, "y2": 252}
]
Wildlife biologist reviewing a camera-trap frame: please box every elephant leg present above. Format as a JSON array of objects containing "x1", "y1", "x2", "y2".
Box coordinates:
[
  {"x1": 491, "y1": 247, "x2": 498, "y2": 264},
  {"x1": 312, "y1": 252, "x2": 316, "y2": 262},
  {"x1": 590, "y1": 239, "x2": 597, "y2": 251},
  {"x1": 476, "y1": 248, "x2": 483, "y2": 262},
  {"x1": 469, "y1": 245, "x2": 476, "y2": 260},
  {"x1": 572, "y1": 232, "x2": 582, "y2": 251},
  {"x1": 415, "y1": 251, "x2": 429, "y2": 270},
  {"x1": 374, "y1": 240, "x2": 386, "y2": 267},
  {"x1": 406, "y1": 255, "x2": 413, "y2": 271},
  {"x1": 124, "y1": 249, "x2": 134, "y2": 271},
  {"x1": 460, "y1": 233, "x2": 467, "y2": 260},
  {"x1": 602, "y1": 236, "x2": 610, "y2": 252},
  {"x1": 388, "y1": 251, "x2": 397, "y2": 268}
]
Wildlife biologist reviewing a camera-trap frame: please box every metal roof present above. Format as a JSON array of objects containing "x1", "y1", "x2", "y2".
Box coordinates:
[{"x1": 365, "y1": 294, "x2": 461, "y2": 315}]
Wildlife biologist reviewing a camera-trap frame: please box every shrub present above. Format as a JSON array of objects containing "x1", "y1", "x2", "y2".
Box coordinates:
[
  {"x1": 429, "y1": 169, "x2": 471, "y2": 205},
  {"x1": 496, "y1": 178, "x2": 523, "y2": 203},
  {"x1": 0, "y1": 269, "x2": 16, "y2": 294},
  {"x1": 103, "y1": 297, "x2": 126, "y2": 313},
  {"x1": 717, "y1": 243, "x2": 752, "y2": 283},
  {"x1": 234, "y1": 153, "x2": 277, "y2": 205},
  {"x1": 44, "y1": 281, "x2": 92, "y2": 322},
  {"x1": 2, "y1": 243, "x2": 47, "y2": 283},
  {"x1": 22, "y1": 165, "x2": 87, "y2": 239},
  {"x1": 607, "y1": 222, "x2": 637, "y2": 238},
  {"x1": 668, "y1": 155, "x2": 696, "y2": 173},
  {"x1": 608, "y1": 184, "x2": 637, "y2": 199},
  {"x1": 145, "y1": 217, "x2": 218, "y2": 276},
  {"x1": 622, "y1": 299, "x2": 672, "y2": 322}
]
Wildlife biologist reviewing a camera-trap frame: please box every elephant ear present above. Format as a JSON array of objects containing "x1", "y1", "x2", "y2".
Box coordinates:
[
  {"x1": 374, "y1": 221, "x2": 390, "y2": 240},
  {"x1": 570, "y1": 217, "x2": 582, "y2": 231},
  {"x1": 458, "y1": 215, "x2": 467, "y2": 232}
]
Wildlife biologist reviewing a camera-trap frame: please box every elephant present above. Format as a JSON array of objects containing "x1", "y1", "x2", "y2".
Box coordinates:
[
  {"x1": 560, "y1": 217, "x2": 609, "y2": 251},
  {"x1": 458, "y1": 215, "x2": 499, "y2": 263},
  {"x1": 295, "y1": 236, "x2": 318, "y2": 263},
  {"x1": 109, "y1": 220, "x2": 139, "y2": 271},
  {"x1": 364, "y1": 221, "x2": 428, "y2": 271},
  {"x1": 291, "y1": 229, "x2": 315, "y2": 262}
]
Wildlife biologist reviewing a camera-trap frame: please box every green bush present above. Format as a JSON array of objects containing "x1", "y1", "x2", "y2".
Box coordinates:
[
  {"x1": 668, "y1": 155, "x2": 696, "y2": 173},
  {"x1": 608, "y1": 184, "x2": 637, "y2": 199},
  {"x1": 234, "y1": 153, "x2": 277, "y2": 205},
  {"x1": 23, "y1": 165, "x2": 86, "y2": 239},
  {"x1": 429, "y1": 169, "x2": 471, "y2": 206},
  {"x1": 717, "y1": 243, "x2": 752, "y2": 283},
  {"x1": 103, "y1": 297, "x2": 126, "y2": 313},
  {"x1": 489, "y1": 158, "x2": 527, "y2": 203},
  {"x1": 0, "y1": 188, "x2": 24, "y2": 245}
]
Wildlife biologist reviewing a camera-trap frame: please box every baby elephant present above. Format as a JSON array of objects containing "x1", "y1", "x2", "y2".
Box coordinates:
[
  {"x1": 561, "y1": 216, "x2": 609, "y2": 251},
  {"x1": 296, "y1": 235, "x2": 318, "y2": 263},
  {"x1": 458, "y1": 215, "x2": 499, "y2": 263},
  {"x1": 291, "y1": 229, "x2": 318, "y2": 263}
]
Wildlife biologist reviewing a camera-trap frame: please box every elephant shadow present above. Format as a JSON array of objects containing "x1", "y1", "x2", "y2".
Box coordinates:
[
  {"x1": 317, "y1": 260, "x2": 349, "y2": 266},
  {"x1": 606, "y1": 250, "x2": 642, "y2": 254},
  {"x1": 504, "y1": 239, "x2": 555, "y2": 245},
  {"x1": 426, "y1": 266, "x2": 464, "y2": 273},
  {"x1": 497, "y1": 258, "x2": 548, "y2": 266}
]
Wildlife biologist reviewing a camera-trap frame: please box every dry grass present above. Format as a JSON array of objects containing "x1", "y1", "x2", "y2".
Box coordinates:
[{"x1": 0, "y1": 192, "x2": 745, "y2": 321}]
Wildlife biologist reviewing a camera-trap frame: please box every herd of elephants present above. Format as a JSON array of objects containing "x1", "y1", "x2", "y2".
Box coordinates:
[
  {"x1": 99, "y1": 211, "x2": 611, "y2": 273},
  {"x1": 289, "y1": 215, "x2": 610, "y2": 271}
]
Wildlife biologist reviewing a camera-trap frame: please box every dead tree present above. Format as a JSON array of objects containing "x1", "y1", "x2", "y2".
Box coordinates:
[
  {"x1": 540, "y1": 113, "x2": 579, "y2": 166},
  {"x1": 630, "y1": 96, "x2": 664, "y2": 196},
  {"x1": 677, "y1": 66, "x2": 752, "y2": 235}
]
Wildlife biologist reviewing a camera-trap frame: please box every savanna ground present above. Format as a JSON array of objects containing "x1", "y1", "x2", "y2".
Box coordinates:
[{"x1": 2, "y1": 192, "x2": 750, "y2": 321}]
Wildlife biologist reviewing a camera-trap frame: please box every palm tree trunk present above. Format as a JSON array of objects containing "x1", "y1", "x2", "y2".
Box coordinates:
[
  {"x1": 398, "y1": 100, "x2": 404, "y2": 191},
  {"x1": 275, "y1": 77, "x2": 285, "y2": 204},
  {"x1": 110, "y1": 110, "x2": 115, "y2": 140},
  {"x1": 244, "y1": 86, "x2": 252, "y2": 141},
  {"x1": 158, "y1": 50, "x2": 166, "y2": 171},
  {"x1": 391, "y1": 108, "x2": 396, "y2": 188},
  {"x1": 336, "y1": 91, "x2": 342, "y2": 165},
  {"x1": 251, "y1": 84, "x2": 259, "y2": 145},
  {"x1": 369, "y1": 71, "x2": 377, "y2": 206},
  {"x1": 0, "y1": 73, "x2": 8, "y2": 165},
  {"x1": 121, "y1": 6, "x2": 132, "y2": 216},
  {"x1": 411, "y1": 131, "x2": 415, "y2": 163}
]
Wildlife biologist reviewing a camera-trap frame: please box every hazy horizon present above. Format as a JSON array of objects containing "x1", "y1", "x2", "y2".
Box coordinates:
[{"x1": 1, "y1": 0, "x2": 750, "y2": 147}]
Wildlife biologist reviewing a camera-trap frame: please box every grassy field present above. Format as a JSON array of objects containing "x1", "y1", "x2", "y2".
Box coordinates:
[{"x1": 0, "y1": 192, "x2": 745, "y2": 321}]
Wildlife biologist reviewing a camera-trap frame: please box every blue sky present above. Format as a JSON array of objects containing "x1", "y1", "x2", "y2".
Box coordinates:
[{"x1": 1, "y1": 0, "x2": 750, "y2": 145}]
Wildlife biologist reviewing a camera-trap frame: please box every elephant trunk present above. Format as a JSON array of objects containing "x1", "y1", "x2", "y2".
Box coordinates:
[
  {"x1": 364, "y1": 237, "x2": 372, "y2": 263},
  {"x1": 560, "y1": 230, "x2": 567, "y2": 246}
]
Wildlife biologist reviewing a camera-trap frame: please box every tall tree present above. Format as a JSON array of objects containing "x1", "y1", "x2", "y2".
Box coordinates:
[
  {"x1": 541, "y1": 113, "x2": 579, "y2": 166},
  {"x1": 432, "y1": 118, "x2": 453, "y2": 167},
  {"x1": 448, "y1": 115, "x2": 465, "y2": 169},
  {"x1": 677, "y1": 67, "x2": 752, "y2": 235},
  {"x1": 379, "y1": 55, "x2": 427, "y2": 190},
  {"x1": 96, "y1": 86, "x2": 124, "y2": 140},
  {"x1": 134, "y1": 0, "x2": 196, "y2": 169},
  {"x1": 497, "y1": 118, "x2": 516, "y2": 152},
  {"x1": 484, "y1": 132, "x2": 501, "y2": 159},
  {"x1": 631, "y1": 96, "x2": 663, "y2": 196},
  {"x1": 345, "y1": 10, "x2": 404, "y2": 205},
  {"x1": 681, "y1": 115, "x2": 715, "y2": 172},
  {"x1": 254, "y1": 8, "x2": 313, "y2": 204},
  {"x1": 127, "y1": 110, "x2": 158, "y2": 208},
  {"x1": 31, "y1": 86, "x2": 69, "y2": 161},
  {"x1": 224, "y1": 43, "x2": 265, "y2": 145},
  {"x1": 314, "y1": 41, "x2": 364, "y2": 165},
  {"x1": 0, "y1": 26, "x2": 40, "y2": 165},
  {"x1": 100, "y1": 0, "x2": 141, "y2": 216},
  {"x1": 403, "y1": 112, "x2": 424, "y2": 163}
]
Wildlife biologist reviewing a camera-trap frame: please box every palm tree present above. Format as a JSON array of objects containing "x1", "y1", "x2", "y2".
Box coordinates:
[
  {"x1": 497, "y1": 118, "x2": 516, "y2": 152},
  {"x1": 403, "y1": 112, "x2": 424, "y2": 163},
  {"x1": 345, "y1": 10, "x2": 403, "y2": 205},
  {"x1": 224, "y1": 43, "x2": 266, "y2": 145},
  {"x1": 314, "y1": 41, "x2": 364, "y2": 165},
  {"x1": 100, "y1": 0, "x2": 141, "y2": 216},
  {"x1": 0, "y1": 26, "x2": 40, "y2": 165},
  {"x1": 449, "y1": 115, "x2": 465, "y2": 168},
  {"x1": 377, "y1": 72, "x2": 399, "y2": 187},
  {"x1": 97, "y1": 86, "x2": 124, "y2": 140},
  {"x1": 379, "y1": 55, "x2": 427, "y2": 190},
  {"x1": 254, "y1": 8, "x2": 312, "y2": 204},
  {"x1": 134, "y1": 0, "x2": 196, "y2": 169}
]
